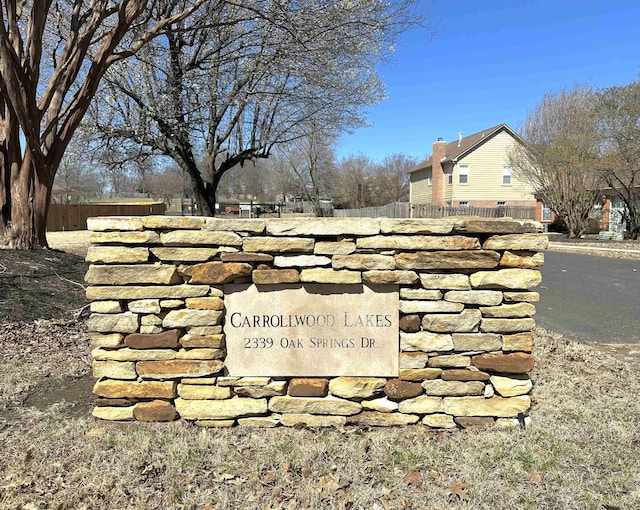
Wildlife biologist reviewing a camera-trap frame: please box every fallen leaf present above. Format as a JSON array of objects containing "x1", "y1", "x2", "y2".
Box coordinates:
[
  {"x1": 449, "y1": 480, "x2": 469, "y2": 500},
  {"x1": 403, "y1": 471, "x2": 422, "y2": 486},
  {"x1": 529, "y1": 471, "x2": 545, "y2": 484}
]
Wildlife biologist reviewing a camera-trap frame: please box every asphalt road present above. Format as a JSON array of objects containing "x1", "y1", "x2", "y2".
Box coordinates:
[{"x1": 537, "y1": 251, "x2": 640, "y2": 343}]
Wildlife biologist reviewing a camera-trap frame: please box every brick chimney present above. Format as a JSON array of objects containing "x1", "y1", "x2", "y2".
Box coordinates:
[{"x1": 431, "y1": 137, "x2": 447, "y2": 206}]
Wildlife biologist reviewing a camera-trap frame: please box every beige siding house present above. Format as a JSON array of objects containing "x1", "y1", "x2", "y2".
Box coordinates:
[{"x1": 409, "y1": 124, "x2": 537, "y2": 208}]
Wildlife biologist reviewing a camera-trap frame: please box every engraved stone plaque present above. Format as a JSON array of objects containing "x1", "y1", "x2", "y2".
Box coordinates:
[{"x1": 224, "y1": 284, "x2": 399, "y2": 376}]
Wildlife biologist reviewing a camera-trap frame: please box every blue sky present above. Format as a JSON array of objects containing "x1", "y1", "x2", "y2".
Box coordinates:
[{"x1": 336, "y1": 0, "x2": 640, "y2": 163}]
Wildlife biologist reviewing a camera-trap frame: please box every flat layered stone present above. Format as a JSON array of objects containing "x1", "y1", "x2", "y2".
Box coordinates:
[
  {"x1": 399, "y1": 352, "x2": 429, "y2": 369},
  {"x1": 211, "y1": 376, "x2": 271, "y2": 387},
  {"x1": 480, "y1": 318, "x2": 536, "y2": 333},
  {"x1": 93, "y1": 380, "x2": 176, "y2": 399},
  {"x1": 503, "y1": 292, "x2": 540, "y2": 303},
  {"x1": 94, "y1": 398, "x2": 136, "y2": 407},
  {"x1": 89, "y1": 333, "x2": 124, "y2": 348},
  {"x1": 480, "y1": 303, "x2": 536, "y2": 318},
  {"x1": 235, "y1": 381, "x2": 288, "y2": 398},
  {"x1": 398, "y1": 368, "x2": 442, "y2": 381},
  {"x1": 137, "y1": 360, "x2": 224, "y2": 378},
  {"x1": 204, "y1": 218, "x2": 266, "y2": 233},
  {"x1": 444, "y1": 290, "x2": 503, "y2": 306},
  {"x1": 133, "y1": 401, "x2": 177, "y2": 422},
  {"x1": 243, "y1": 237, "x2": 314, "y2": 253},
  {"x1": 176, "y1": 348, "x2": 225, "y2": 360},
  {"x1": 266, "y1": 218, "x2": 380, "y2": 236},
  {"x1": 422, "y1": 309, "x2": 481, "y2": 333},
  {"x1": 490, "y1": 375, "x2": 533, "y2": 397},
  {"x1": 185, "y1": 297, "x2": 224, "y2": 310},
  {"x1": 177, "y1": 384, "x2": 232, "y2": 400},
  {"x1": 332, "y1": 254, "x2": 395, "y2": 271},
  {"x1": 143, "y1": 216, "x2": 205, "y2": 229},
  {"x1": 455, "y1": 417, "x2": 495, "y2": 428},
  {"x1": 470, "y1": 269, "x2": 542, "y2": 290},
  {"x1": 400, "y1": 332, "x2": 453, "y2": 352},
  {"x1": 399, "y1": 315, "x2": 420, "y2": 333},
  {"x1": 400, "y1": 300, "x2": 464, "y2": 314},
  {"x1": 269, "y1": 396, "x2": 361, "y2": 415},
  {"x1": 188, "y1": 326, "x2": 222, "y2": 335},
  {"x1": 92, "y1": 406, "x2": 135, "y2": 421},
  {"x1": 346, "y1": 412, "x2": 420, "y2": 426},
  {"x1": 252, "y1": 269, "x2": 300, "y2": 285},
  {"x1": 92, "y1": 348, "x2": 176, "y2": 361},
  {"x1": 86, "y1": 247, "x2": 149, "y2": 264},
  {"x1": 419, "y1": 273, "x2": 470, "y2": 290},
  {"x1": 314, "y1": 241, "x2": 356, "y2": 255},
  {"x1": 299, "y1": 268, "x2": 361, "y2": 284},
  {"x1": 400, "y1": 289, "x2": 442, "y2": 300},
  {"x1": 140, "y1": 314, "x2": 163, "y2": 326},
  {"x1": 220, "y1": 252, "x2": 274, "y2": 263},
  {"x1": 163, "y1": 309, "x2": 223, "y2": 328},
  {"x1": 384, "y1": 379, "x2": 423, "y2": 401},
  {"x1": 472, "y1": 353, "x2": 535, "y2": 373},
  {"x1": 237, "y1": 417, "x2": 280, "y2": 428},
  {"x1": 421, "y1": 380, "x2": 484, "y2": 396},
  {"x1": 128, "y1": 299, "x2": 161, "y2": 314},
  {"x1": 195, "y1": 420, "x2": 235, "y2": 427},
  {"x1": 92, "y1": 361, "x2": 137, "y2": 380},
  {"x1": 87, "y1": 217, "x2": 144, "y2": 231},
  {"x1": 89, "y1": 231, "x2": 160, "y2": 245},
  {"x1": 361, "y1": 397, "x2": 399, "y2": 412},
  {"x1": 279, "y1": 414, "x2": 346, "y2": 428},
  {"x1": 441, "y1": 369, "x2": 490, "y2": 381},
  {"x1": 160, "y1": 230, "x2": 243, "y2": 246},
  {"x1": 357, "y1": 235, "x2": 479, "y2": 251},
  {"x1": 328, "y1": 377, "x2": 386, "y2": 399},
  {"x1": 124, "y1": 329, "x2": 180, "y2": 349},
  {"x1": 428, "y1": 355, "x2": 471, "y2": 368},
  {"x1": 454, "y1": 219, "x2": 528, "y2": 234},
  {"x1": 443, "y1": 396, "x2": 531, "y2": 417},
  {"x1": 181, "y1": 377, "x2": 217, "y2": 385},
  {"x1": 175, "y1": 397, "x2": 268, "y2": 420},
  {"x1": 139, "y1": 325, "x2": 162, "y2": 334},
  {"x1": 500, "y1": 251, "x2": 545, "y2": 268},
  {"x1": 502, "y1": 333, "x2": 534, "y2": 352},
  {"x1": 150, "y1": 248, "x2": 218, "y2": 262},
  {"x1": 90, "y1": 301, "x2": 123, "y2": 314},
  {"x1": 288, "y1": 378, "x2": 329, "y2": 397},
  {"x1": 396, "y1": 250, "x2": 500, "y2": 270},
  {"x1": 398, "y1": 395, "x2": 444, "y2": 414},
  {"x1": 422, "y1": 413, "x2": 457, "y2": 428},
  {"x1": 87, "y1": 284, "x2": 210, "y2": 301},
  {"x1": 362, "y1": 270, "x2": 418, "y2": 285},
  {"x1": 380, "y1": 218, "x2": 456, "y2": 234},
  {"x1": 87, "y1": 313, "x2": 139, "y2": 333},
  {"x1": 274, "y1": 255, "x2": 331, "y2": 268},
  {"x1": 483, "y1": 234, "x2": 549, "y2": 251},
  {"x1": 180, "y1": 334, "x2": 225, "y2": 349},
  {"x1": 184, "y1": 261, "x2": 252, "y2": 284},
  {"x1": 160, "y1": 299, "x2": 183, "y2": 309},
  {"x1": 452, "y1": 333, "x2": 502, "y2": 352}
]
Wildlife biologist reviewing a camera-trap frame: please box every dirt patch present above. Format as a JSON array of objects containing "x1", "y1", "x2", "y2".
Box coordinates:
[{"x1": 23, "y1": 373, "x2": 95, "y2": 417}]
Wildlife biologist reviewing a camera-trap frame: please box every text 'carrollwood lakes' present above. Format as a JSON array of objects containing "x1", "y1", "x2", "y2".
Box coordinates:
[{"x1": 228, "y1": 312, "x2": 394, "y2": 329}]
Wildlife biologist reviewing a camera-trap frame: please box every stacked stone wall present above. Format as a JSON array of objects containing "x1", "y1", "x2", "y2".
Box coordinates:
[{"x1": 86, "y1": 216, "x2": 547, "y2": 428}]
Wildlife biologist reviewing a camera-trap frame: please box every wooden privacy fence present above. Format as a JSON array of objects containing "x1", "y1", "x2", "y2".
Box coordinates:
[
  {"x1": 48, "y1": 202, "x2": 165, "y2": 231},
  {"x1": 333, "y1": 202, "x2": 536, "y2": 220}
]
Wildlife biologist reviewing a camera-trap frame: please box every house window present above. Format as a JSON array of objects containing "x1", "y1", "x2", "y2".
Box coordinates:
[
  {"x1": 497, "y1": 201, "x2": 506, "y2": 207},
  {"x1": 542, "y1": 203, "x2": 552, "y2": 222},
  {"x1": 459, "y1": 201, "x2": 468, "y2": 208},
  {"x1": 447, "y1": 172, "x2": 453, "y2": 185},
  {"x1": 459, "y1": 165, "x2": 469, "y2": 184},
  {"x1": 502, "y1": 165, "x2": 512, "y2": 185},
  {"x1": 426, "y1": 170, "x2": 432, "y2": 186}
]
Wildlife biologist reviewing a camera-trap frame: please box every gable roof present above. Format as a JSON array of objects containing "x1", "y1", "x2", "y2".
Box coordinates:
[{"x1": 408, "y1": 124, "x2": 521, "y2": 174}]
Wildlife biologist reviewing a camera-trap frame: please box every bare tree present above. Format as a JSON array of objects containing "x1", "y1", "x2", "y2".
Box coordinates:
[
  {"x1": 333, "y1": 155, "x2": 376, "y2": 209},
  {"x1": 90, "y1": 0, "x2": 426, "y2": 215},
  {"x1": 597, "y1": 80, "x2": 640, "y2": 238},
  {"x1": 370, "y1": 153, "x2": 417, "y2": 205},
  {"x1": 0, "y1": 0, "x2": 205, "y2": 248},
  {"x1": 509, "y1": 86, "x2": 602, "y2": 238}
]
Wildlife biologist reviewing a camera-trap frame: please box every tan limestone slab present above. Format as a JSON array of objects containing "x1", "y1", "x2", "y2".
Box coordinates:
[
  {"x1": 453, "y1": 219, "x2": 529, "y2": 234},
  {"x1": 136, "y1": 360, "x2": 225, "y2": 379},
  {"x1": 175, "y1": 348, "x2": 225, "y2": 360},
  {"x1": 86, "y1": 246, "x2": 149, "y2": 264},
  {"x1": 362, "y1": 270, "x2": 418, "y2": 285},
  {"x1": 204, "y1": 218, "x2": 266, "y2": 233},
  {"x1": 502, "y1": 333, "x2": 534, "y2": 352},
  {"x1": 181, "y1": 377, "x2": 217, "y2": 385},
  {"x1": 140, "y1": 314, "x2": 162, "y2": 326},
  {"x1": 163, "y1": 309, "x2": 223, "y2": 328},
  {"x1": 243, "y1": 237, "x2": 314, "y2": 253},
  {"x1": 503, "y1": 292, "x2": 540, "y2": 303},
  {"x1": 175, "y1": 397, "x2": 268, "y2": 419},
  {"x1": 234, "y1": 381, "x2": 288, "y2": 398},
  {"x1": 220, "y1": 252, "x2": 274, "y2": 263},
  {"x1": 128, "y1": 299, "x2": 161, "y2": 314},
  {"x1": 480, "y1": 318, "x2": 536, "y2": 333},
  {"x1": 399, "y1": 289, "x2": 442, "y2": 300},
  {"x1": 299, "y1": 268, "x2": 362, "y2": 284},
  {"x1": 490, "y1": 375, "x2": 533, "y2": 397},
  {"x1": 180, "y1": 334, "x2": 225, "y2": 349},
  {"x1": 266, "y1": 218, "x2": 380, "y2": 236},
  {"x1": 274, "y1": 255, "x2": 332, "y2": 268},
  {"x1": 195, "y1": 420, "x2": 235, "y2": 427},
  {"x1": 470, "y1": 269, "x2": 542, "y2": 290},
  {"x1": 380, "y1": 218, "x2": 456, "y2": 235},
  {"x1": 133, "y1": 400, "x2": 177, "y2": 422},
  {"x1": 279, "y1": 414, "x2": 346, "y2": 428},
  {"x1": 357, "y1": 235, "x2": 479, "y2": 251},
  {"x1": 443, "y1": 396, "x2": 531, "y2": 417},
  {"x1": 479, "y1": 303, "x2": 536, "y2": 318},
  {"x1": 397, "y1": 395, "x2": 444, "y2": 414},
  {"x1": 186, "y1": 297, "x2": 224, "y2": 310},
  {"x1": 346, "y1": 412, "x2": 420, "y2": 426},
  {"x1": 87, "y1": 313, "x2": 139, "y2": 333},
  {"x1": 421, "y1": 380, "x2": 484, "y2": 396},
  {"x1": 237, "y1": 417, "x2": 280, "y2": 428},
  {"x1": 89, "y1": 231, "x2": 160, "y2": 245},
  {"x1": 398, "y1": 368, "x2": 442, "y2": 381},
  {"x1": 422, "y1": 413, "x2": 457, "y2": 428},
  {"x1": 187, "y1": 326, "x2": 222, "y2": 335},
  {"x1": 92, "y1": 347, "x2": 176, "y2": 361},
  {"x1": 160, "y1": 230, "x2": 243, "y2": 246},
  {"x1": 90, "y1": 301, "x2": 123, "y2": 314},
  {"x1": 444, "y1": 290, "x2": 503, "y2": 306},
  {"x1": 90, "y1": 333, "x2": 124, "y2": 349},
  {"x1": 361, "y1": 397, "x2": 399, "y2": 413},
  {"x1": 217, "y1": 376, "x2": 271, "y2": 386},
  {"x1": 140, "y1": 325, "x2": 163, "y2": 334},
  {"x1": 328, "y1": 377, "x2": 387, "y2": 399},
  {"x1": 160, "y1": 299, "x2": 185, "y2": 309},
  {"x1": 92, "y1": 406, "x2": 135, "y2": 421},
  {"x1": 87, "y1": 285, "x2": 210, "y2": 300},
  {"x1": 269, "y1": 396, "x2": 362, "y2": 415},
  {"x1": 422, "y1": 309, "x2": 482, "y2": 333},
  {"x1": 92, "y1": 361, "x2": 137, "y2": 380},
  {"x1": 500, "y1": 251, "x2": 545, "y2": 268},
  {"x1": 483, "y1": 234, "x2": 549, "y2": 251},
  {"x1": 332, "y1": 254, "x2": 395, "y2": 271},
  {"x1": 253, "y1": 269, "x2": 300, "y2": 285},
  {"x1": 399, "y1": 352, "x2": 429, "y2": 369},
  {"x1": 419, "y1": 273, "x2": 470, "y2": 290},
  {"x1": 400, "y1": 332, "x2": 453, "y2": 352},
  {"x1": 150, "y1": 248, "x2": 218, "y2": 262},
  {"x1": 87, "y1": 217, "x2": 144, "y2": 232},
  {"x1": 399, "y1": 300, "x2": 464, "y2": 314},
  {"x1": 93, "y1": 379, "x2": 177, "y2": 399},
  {"x1": 184, "y1": 261, "x2": 252, "y2": 284},
  {"x1": 397, "y1": 250, "x2": 500, "y2": 270},
  {"x1": 314, "y1": 241, "x2": 356, "y2": 255},
  {"x1": 177, "y1": 384, "x2": 232, "y2": 400},
  {"x1": 427, "y1": 355, "x2": 471, "y2": 368},
  {"x1": 452, "y1": 333, "x2": 502, "y2": 352},
  {"x1": 143, "y1": 216, "x2": 205, "y2": 230}
]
